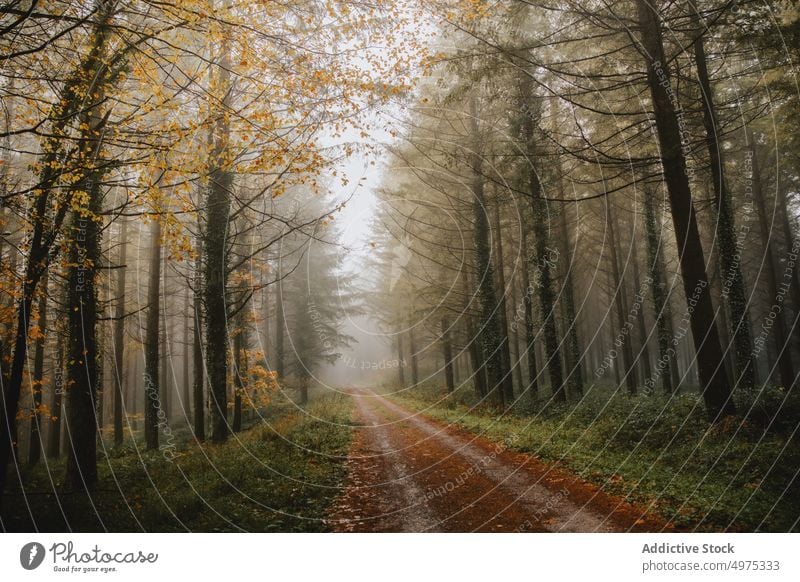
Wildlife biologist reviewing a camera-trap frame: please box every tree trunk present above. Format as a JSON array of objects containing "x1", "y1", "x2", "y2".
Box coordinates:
[
  {"x1": 232, "y1": 325, "x2": 244, "y2": 432},
  {"x1": 205, "y1": 37, "x2": 234, "y2": 443},
  {"x1": 441, "y1": 316, "x2": 455, "y2": 393},
  {"x1": 748, "y1": 133, "x2": 796, "y2": 388},
  {"x1": 692, "y1": 10, "x2": 755, "y2": 390},
  {"x1": 491, "y1": 200, "x2": 515, "y2": 403},
  {"x1": 409, "y1": 326, "x2": 420, "y2": 386},
  {"x1": 113, "y1": 220, "x2": 127, "y2": 445},
  {"x1": 520, "y1": 226, "x2": 540, "y2": 396},
  {"x1": 636, "y1": 0, "x2": 735, "y2": 418},
  {"x1": 518, "y1": 75, "x2": 565, "y2": 402},
  {"x1": 608, "y1": 206, "x2": 638, "y2": 395},
  {"x1": 144, "y1": 218, "x2": 162, "y2": 451},
  {"x1": 192, "y1": 233, "x2": 205, "y2": 440},
  {"x1": 0, "y1": 0, "x2": 114, "y2": 497},
  {"x1": 396, "y1": 333, "x2": 406, "y2": 386},
  {"x1": 631, "y1": 243, "x2": 653, "y2": 384},
  {"x1": 182, "y1": 283, "x2": 191, "y2": 417},
  {"x1": 28, "y1": 273, "x2": 48, "y2": 466},
  {"x1": 643, "y1": 192, "x2": 679, "y2": 393},
  {"x1": 47, "y1": 328, "x2": 64, "y2": 460},
  {"x1": 64, "y1": 188, "x2": 102, "y2": 492},
  {"x1": 558, "y1": 202, "x2": 584, "y2": 397},
  {"x1": 275, "y1": 256, "x2": 286, "y2": 379}
]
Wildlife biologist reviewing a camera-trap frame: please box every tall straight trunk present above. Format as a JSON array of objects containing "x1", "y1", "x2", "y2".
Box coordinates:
[
  {"x1": 631, "y1": 244, "x2": 653, "y2": 384},
  {"x1": 777, "y1": 176, "x2": 800, "y2": 354},
  {"x1": 748, "y1": 134, "x2": 796, "y2": 388},
  {"x1": 518, "y1": 75, "x2": 565, "y2": 402},
  {"x1": 441, "y1": 316, "x2": 455, "y2": 393},
  {"x1": 707, "y1": 239, "x2": 736, "y2": 384},
  {"x1": 409, "y1": 326, "x2": 420, "y2": 386},
  {"x1": 558, "y1": 203, "x2": 584, "y2": 396},
  {"x1": 28, "y1": 273, "x2": 48, "y2": 466},
  {"x1": 520, "y1": 226, "x2": 540, "y2": 396},
  {"x1": 608, "y1": 207, "x2": 638, "y2": 395},
  {"x1": 644, "y1": 192, "x2": 679, "y2": 393},
  {"x1": 467, "y1": 328, "x2": 487, "y2": 397},
  {"x1": 464, "y1": 267, "x2": 488, "y2": 397},
  {"x1": 64, "y1": 187, "x2": 103, "y2": 492},
  {"x1": 63, "y1": 75, "x2": 112, "y2": 491},
  {"x1": 113, "y1": 220, "x2": 126, "y2": 445},
  {"x1": 182, "y1": 284, "x2": 191, "y2": 417},
  {"x1": 692, "y1": 10, "x2": 755, "y2": 391},
  {"x1": 468, "y1": 158, "x2": 508, "y2": 402},
  {"x1": 275, "y1": 257, "x2": 286, "y2": 379},
  {"x1": 262, "y1": 270, "x2": 271, "y2": 361},
  {"x1": 160, "y1": 271, "x2": 170, "y2": 422},
  {"x1": 491, "y1": 201, "x2": 515, "y2": 402},
  {"x1": 636, "y1": 0, "x2": 734, "y2": 419},
  {"x1": 299, "y1": 377, "x2": 309, "y2": 406},
  {"x1": 0, "y1": 3, "x2": 113, "y2": 495},
  {"x1": 396, "y1": 333, "x2": 406, "y2": 386},
  {"x1": 193, "y1": 234, "x2": 205, "y2": 440},
  {"x1": 510, "y1": 277, "x2": 524, "y2": 395},
  {"x1": 97, "y1": 297, "x2": 105, "y2": 434},
  {"x1": 47, "y1": 328, "x2": 64, "y2": 459},
  {"x1": 205, "y1": 35, "x2": 234, "y2": 443},
  {"x1": 777, "y1": 177, "x2": 800, "y2": 321},
  {"x1": 232, "y1": 326, "x2": 244, "y2": 432},
  {"x1": 610, "y1": 316, "x2": 622, "y2": 387},
  {"x1": 144, "y1": 218, "x2": 162, "y2": 450},
  {"x1": 0, "y1": 207, "x2": 7, "y2": 384}
]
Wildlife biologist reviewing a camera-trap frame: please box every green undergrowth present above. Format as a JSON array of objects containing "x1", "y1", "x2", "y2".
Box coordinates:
[
  {"x1": 1, "y1": 392, "x2": 353, "y2": 532},
  {"x1": 391, "y1": 381, "x2": 800, "y2": 532}
]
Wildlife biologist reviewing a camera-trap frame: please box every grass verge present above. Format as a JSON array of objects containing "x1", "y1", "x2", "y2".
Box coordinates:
[
  {"x1": 390, "y1": 382, "x2": 800, "y2": 532},
  {"x1": 1, "y1": 392, "x2": 353, "y2": 532}
]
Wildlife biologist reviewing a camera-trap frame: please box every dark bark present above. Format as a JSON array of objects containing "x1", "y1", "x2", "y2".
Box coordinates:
[
  {"x1": 748, "y1": 134, "x2": 795, "y2": 388},
  {"x1": 275, "y1": 256, "x2": 286, "y2": 379},
  {"x1": 64, "y1": 187, "x2": 102, "y2": 492},
  {"x1": 28, "y1": 273, "x2": 48, "y2": 466},
  {"x1": 643, "y1": 192, "x2": 679, "y2": 393},
  {"x1": 693, "y1": 13, "x2": 755, "y2": 390},
  {"x1": 144, "y1": 218, "x2": 162, "y2": 451},
  {"x1": 441, "y1": 316, "x2": 455, "y2": 393},
  {"x1": 232, "y1": 326, "x2": 244, "y2": 432},
  {"x1": 47, "y1": 328, "x2": 64, "y2": 460},
  {"x1": 192, "y1": 234, "x2": 205, "y2": 440},
  {"x1": 636, "y1": 0, "x2": 735, "y2": 419},
  {"x1": 113, "y1": 220, "x2": 126, "y2": 445},
  {"x1": 491, "y1": 200, "x2": 515, "y2": 403},
  {"x1": 631, "y1": 244, "x2": 653, "y2": 384},
  {"x1": 0, "y1": 0, "x2": 114, "y2": 497},
  {"x1": 182, "y1": 284, "x2": 191, "y2": 417},
  {"x1": 608, "y1": 206, "x2": 638, "y2": 395},
  {"x1": 409, "y1": 326, "x2": 420, "y2": 386},
  {"x1": 558, "y1": 203, "x2": 584, "y2": 397},
  {"x1": 205, "y1": 45, "x2": 233, "y2": 443},
  {"x1": 520, "y1": 226, "x2": 540, "y2": 396},
  {"x1": 396, "y1": 333, "x2": 406, "y2": 387},
  {"x1": 518, "y1": 75, "x2": 565, "y2": 401}
]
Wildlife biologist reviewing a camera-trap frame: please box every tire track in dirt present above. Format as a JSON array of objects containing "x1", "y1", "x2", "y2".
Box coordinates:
[{"x1": 328, "y1": 389, "x2": 668, "y2": 532}]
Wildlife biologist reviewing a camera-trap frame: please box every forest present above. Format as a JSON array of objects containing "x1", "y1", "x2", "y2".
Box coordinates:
[{"x1": 1, "y1": 0, "x2": 799, "y2": 533}]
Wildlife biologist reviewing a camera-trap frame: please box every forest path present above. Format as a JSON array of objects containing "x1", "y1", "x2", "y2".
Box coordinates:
[{"x1": 328, "y1": 389, "x2": 667, "y2": 532}]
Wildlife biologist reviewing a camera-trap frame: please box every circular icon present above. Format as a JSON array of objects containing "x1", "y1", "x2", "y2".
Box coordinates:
[{"x1": 20, "y1": 542, "x2": 46, "y2": 570}]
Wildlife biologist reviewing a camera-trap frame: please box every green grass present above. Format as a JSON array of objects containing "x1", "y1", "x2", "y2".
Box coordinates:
[
  {"x1": 1, "y1": 392, "x2": 353, "y2": 532},
  {"x1": 390, "y1": 381, "x2": 800, "y2": 532}
]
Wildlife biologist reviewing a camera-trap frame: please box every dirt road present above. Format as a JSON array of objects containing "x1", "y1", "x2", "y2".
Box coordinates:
[{"x1": 329, "y1": 389, "x2": 668, "y2": 532}]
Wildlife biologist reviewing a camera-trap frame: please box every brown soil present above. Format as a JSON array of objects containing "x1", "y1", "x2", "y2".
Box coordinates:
[{"x1": 328, "y1": 389, "x2": 674, "y2": 532}]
